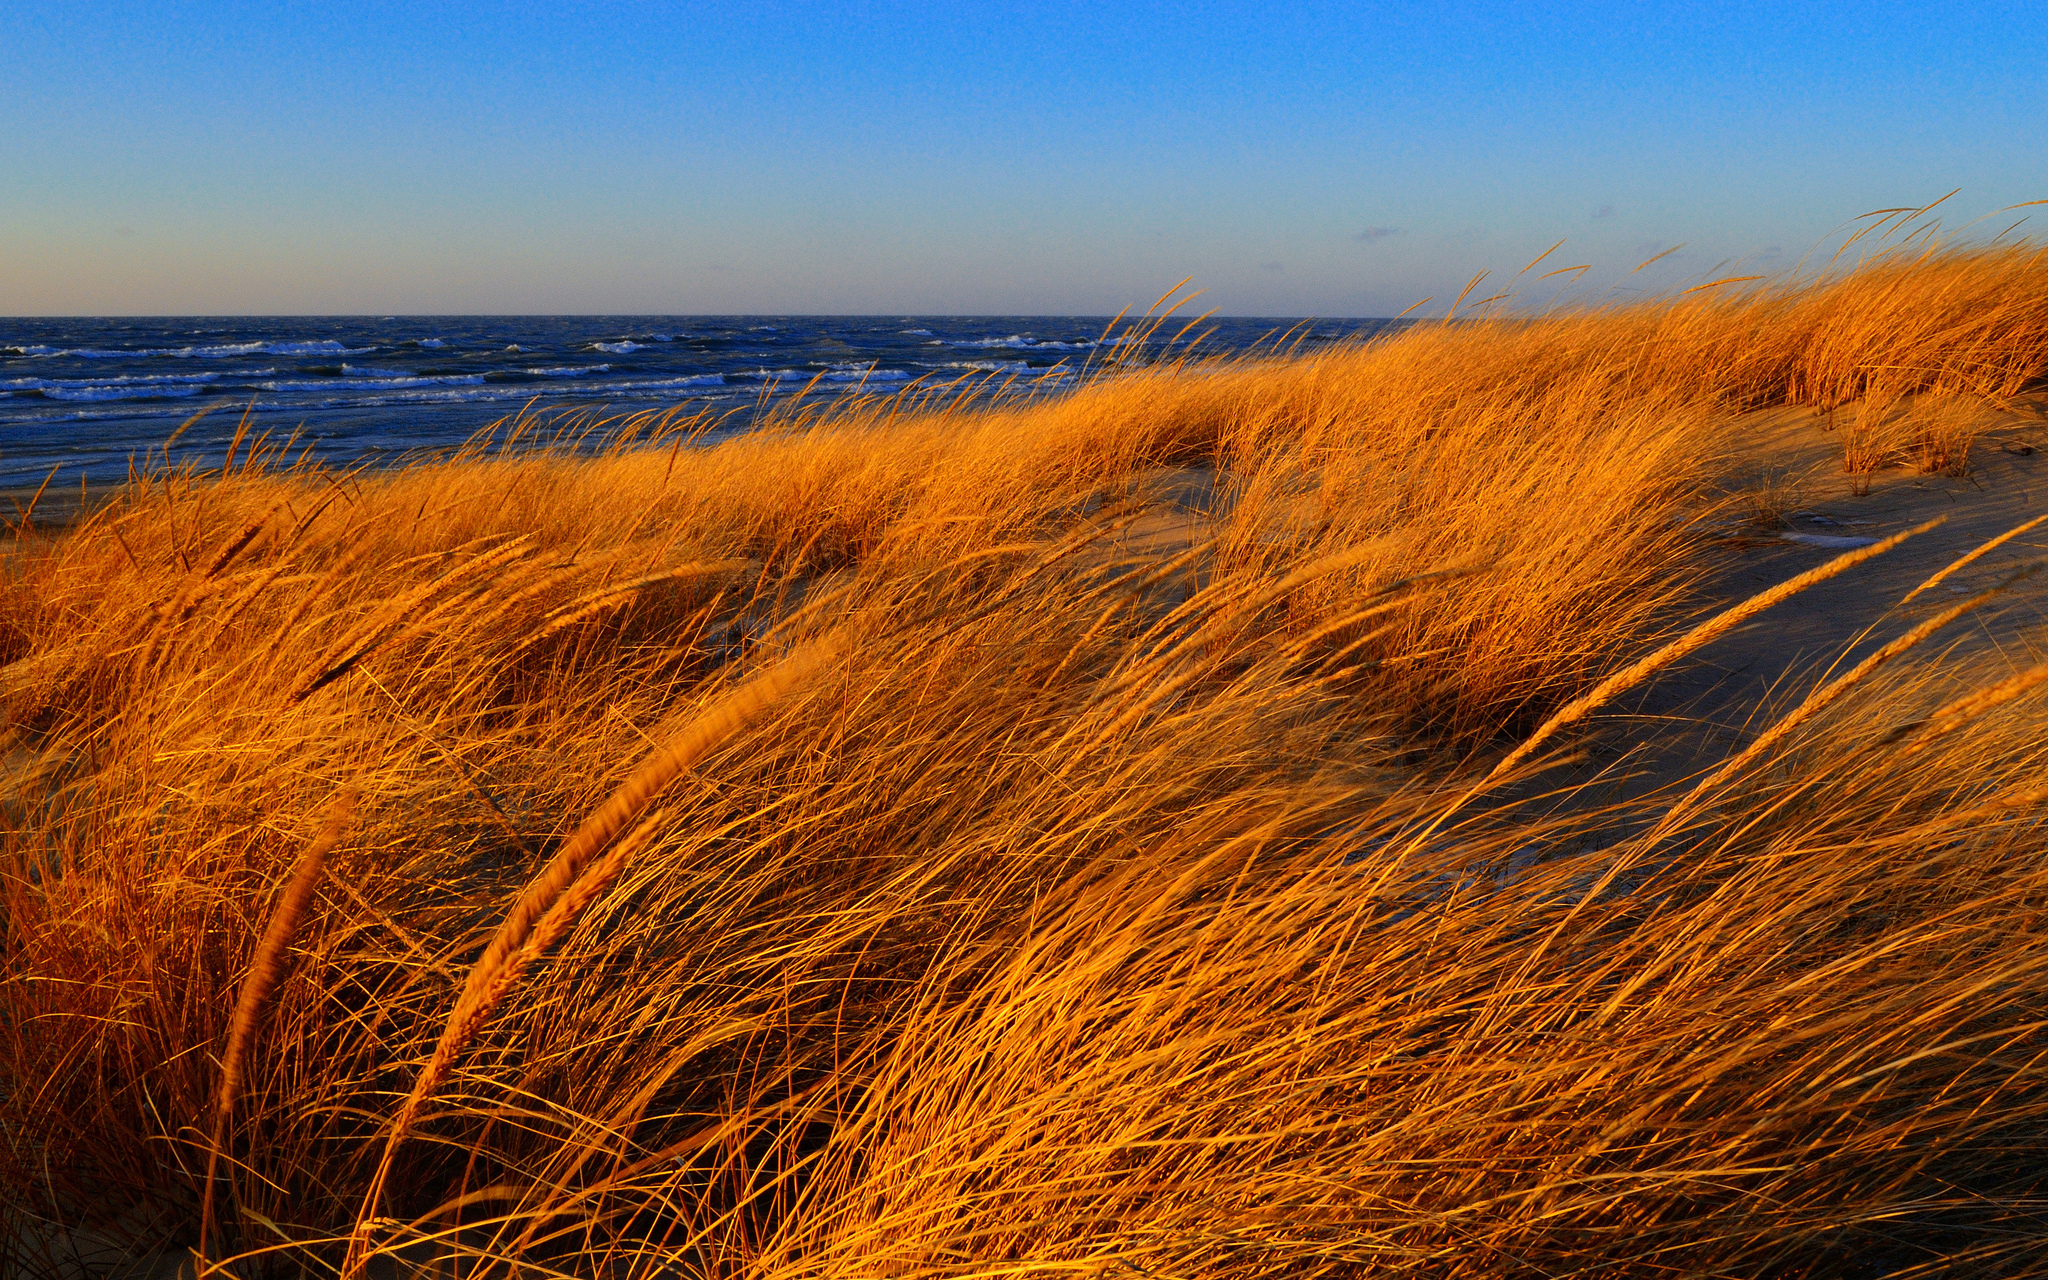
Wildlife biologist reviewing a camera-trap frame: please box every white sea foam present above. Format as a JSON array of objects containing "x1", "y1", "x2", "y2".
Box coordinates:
[
  {"x1": 822, "y1": 364, "x2": 911, "y2": 382},
  {"x1": 28, "y1": 339, "x2": 378, "y2": 359},
  {"x1": 416, "y1": 338, "x2": 446, "y2": 348},
  {"x1": 593, "y1": 341, "x2": 644, "y2": 354},
  {"x1": 901, "y1": 329, "x2": 933, "y2": 336},
  {"x1": 524, "y1": 364, "x2": 610, "y2": 377},
  {"x1": 5, "y1": 371, "x2": 226, "y2": 389},
  {"x1": 621, "y1": 374, "x2": 726, "y2": 389},
  {"x1": 314, "y1": 376, "x2": 730, "y2": 409},
  {"x1": 941, "y1": 361, "x2": 1075, "y2": 380},
  {"x1": 954, "y1": 335, "x2": 1096, "y2": 351},
  {"x1": 6, "y1": 404, "x2": 203, "y2": 425},
  {"x1": 43, "y1": 339, "x2": 376, "y2": 360},
  {"x1": 39, "y1": 384, "x2": 206, "y2": 402},
  {"x1": 256, "y1": 374, "x2": 488, "y2": 392},
  {"x1": 171, "y1": 340, "x2": 374, "y2": 358},
  {"x1": 567, "y1": 374, "x2": 725, "y2": 392}
]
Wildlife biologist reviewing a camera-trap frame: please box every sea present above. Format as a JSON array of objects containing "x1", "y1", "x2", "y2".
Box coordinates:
[{"x1": 0, "y1": 316, "x2": 1397, "y2": 489}]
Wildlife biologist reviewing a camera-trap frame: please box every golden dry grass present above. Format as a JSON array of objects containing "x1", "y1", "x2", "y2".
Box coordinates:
[{"x1": 3, "y1": 239, "x2": 2048, "y2": 1279}]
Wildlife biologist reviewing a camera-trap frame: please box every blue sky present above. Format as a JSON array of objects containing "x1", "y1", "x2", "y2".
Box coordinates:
[{"x1": 3, "y1": 1, "x2": 2041, "y2": 316}]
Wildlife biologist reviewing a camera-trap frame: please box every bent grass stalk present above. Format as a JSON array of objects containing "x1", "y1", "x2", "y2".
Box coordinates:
[
  {"x1": 197, "y1": 788, "x2": 359, "y2": 1271},
  {"x1": 1641, "y1": 535, "x2": 2048, "y2": 849},
  {"x1": 1898, "y1": 513, "x2": 2048, "y2": 605},
  {"x1": 339, "y1": 637, "x2": 840, "y2": 1280},
  {"x1": 1475, "y1": 517, "x2": 1942, "y2": 792},
  {"x1": 1884, "y1": 658, "x2": 2048, "y2": 748},
  {"x1": 1383, "y1": 518, "x2": 1941, "y2": 899},
  {"x1": 504, "y1": 560, "x2": 751, "y2": 659}
]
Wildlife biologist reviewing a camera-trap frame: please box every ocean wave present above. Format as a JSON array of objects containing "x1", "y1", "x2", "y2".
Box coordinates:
[
  {"x1": 18, "y1": 339, "x2": 378, "y2": 359},
  {"x1": 304, "y1": 379, "x2": 731, "y2": 409},
  {"x1": 167, "y1": 340, "x2": 375, "y2": 358},
  {"x1": 1, "y1": 404, "x2": 205, "y2": 425},
  {"x1": 570, "y1": 374, "x2": 725, "y2": 392},
  {"x1": 523, "y1": 364, "x2": 611, "y2": 378},
  {"x1": 743, "y1": 365, "x2": 910, "y2": 384},
  {"x1": 0, "y1": 368, "x2": 909, "y2": 433},
  {"x1": 238, "y1": 340, "x2": 379, "y2": 357},
  {"x1": 255, "y1": 374, "x2": 488, "y2": 392},
  {"x1": 941, "y1": 361, "x2": 1076, "y2": 378},
  {"x1": 256, "y1": 372, "x2": 728, "y2": 404},
  {"x1": 593, "y1": 341, "x2": 643, "y2": 354},
  {"x1": 14, "y1": 346, "x2": 144, "y2": 359},
  {"x1": 4, "y1": 371, "x2": 229, "y2": 390},
  {"x1": 901, "y1": 328, "x2": 933, "y2": 336},
  {"x1": 415, "y1": 338, "x2": 446, "y2": 349},
  {"x1": 953, "y1": 335, "x2": 1099, "y2": 350},
  {"x1": 38, "y1": 384, "x2": 207, "y2": 402},
  {"x1": 626, "y1": 373, "x2": 726, "y2": 389}
]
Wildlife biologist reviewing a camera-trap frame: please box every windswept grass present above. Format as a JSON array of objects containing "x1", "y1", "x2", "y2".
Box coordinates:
[{"x1": 3, "y1": 238, "x2": 2048, "y2": 1278}]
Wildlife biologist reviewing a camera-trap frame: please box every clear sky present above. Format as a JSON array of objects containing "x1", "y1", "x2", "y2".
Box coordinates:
[{"x1": 3, "y1": 1, "x2": 2042, "y2": 316}]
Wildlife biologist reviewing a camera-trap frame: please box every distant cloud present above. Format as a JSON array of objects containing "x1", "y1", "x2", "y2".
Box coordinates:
[
  {"x1": 1259, "y1": 261, "x2": 1284, "y2": 272},
  {"x1": 1592, "y1": 204, "x2": 1614, "y2": 220},
  {"x1": 1353, "y1": 226, "x2": 1400, "y2": 243},
  {"x1": 1755, "y1": 245, "x2": 1785, "y2": 263}
]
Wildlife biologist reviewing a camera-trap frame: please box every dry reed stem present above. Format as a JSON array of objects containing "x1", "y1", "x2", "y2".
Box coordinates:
[
  {"x1": 1478, "y1": 517, "x2": 1943, "y2": 789},
  {"x1": 1915, "y1": 782, "x2": 2048, "y2": 832},
  {"x1": 460, "y1": 809, "x2": 664, "y2": 1056},
  {"x1": 1638, "y1": 529, "x2": 2046, "y2": 846},
  {"x1": 1883, "y1": 658, "x2": 2048, "y2": 747},
  {"x1": 1389, "y1": 518, "x2": 1942, "y2": 880},
  {"x1": 1058, "y1": 543, "x2": 1430, "y2": 771},
  {"x1": 339, "y1": 636, "x2": 840, "y2": 1280},
  {"x1": 505, "y1": 560, "x2": 749, "y2": 657},
  {"x1": 291, "y1": 534, "x2": 536, "y2": 701},
  {"x1": 197, "y1": 787, "x2": 359, "y2": 1268},
  {"x1": 1635, "y1": 579, "x2": 2024, "y2": 875},
  {"x1": 1899, "y1": 513, "x2": 2048, "y2": 604}
]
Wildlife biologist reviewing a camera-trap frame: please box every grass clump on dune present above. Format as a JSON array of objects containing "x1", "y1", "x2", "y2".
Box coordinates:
[{"x1": 3, "y1": 238, "x2": 2048, "y2": 1278}]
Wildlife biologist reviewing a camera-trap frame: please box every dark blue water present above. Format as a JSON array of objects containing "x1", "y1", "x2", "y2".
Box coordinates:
[{"x1": 0, "y1": 316, "x2": 1397, "y2": 487}]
